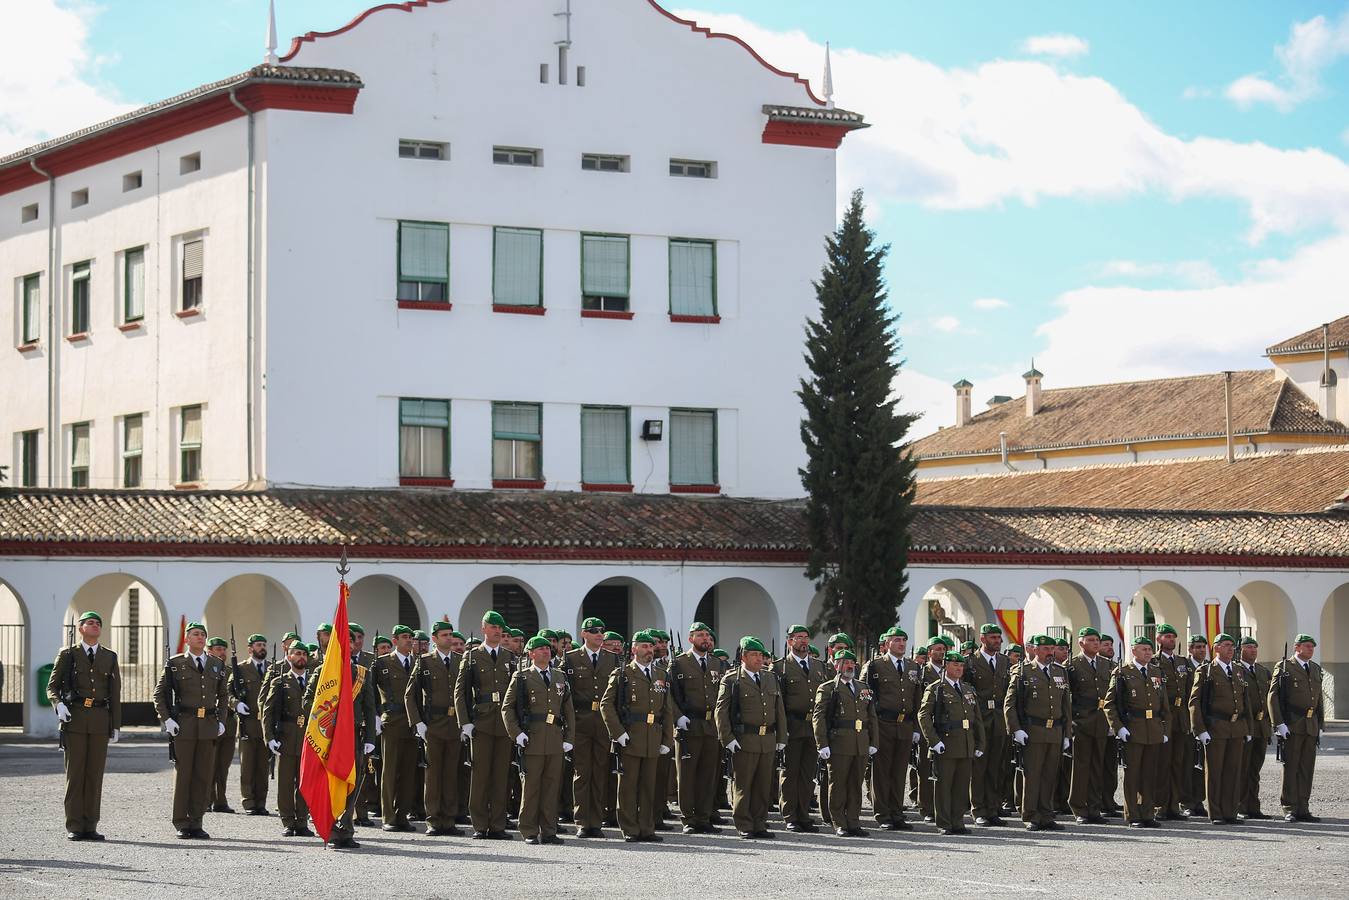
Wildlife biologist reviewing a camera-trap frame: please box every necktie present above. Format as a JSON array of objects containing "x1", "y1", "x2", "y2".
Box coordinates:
[
  {"x1": 591, "y1": 652, "x2": 598, "y2": 669},
  {"x1": 490, "y1": 648, "x2": 497, "y2": 663},
  {"x1": 1303, "y1": 661, "x2": 1310, "y2": 674},
  {"x1": 444, "y1": 654, "x2": 452, "y2": 670},
  {"x1": 848, "y1": 681, "x2": 856, "y2": 697},
  {"x1": 87, "y1": 647, "x2": 95, "y2": 664},
  {"x1": 297, "y1": 674, "x2": 304, "y2": 690},
  {"x1": 752, "y1": 673, "x2": 760, "y2": 686},
  {"x1": 1090, "y1": 658, "x2": 1096, "y2": 672},
  {"x1": 257, "y1": 662, "x2": 264, "y2": 677},
  {"x1": 542, "y1": 669, "x2": 550, "y2": 687},
  {"x1": 643, "y1": 667, "x2": 651, "y2": 682},
  {"x1": 196, "y1": 657, "x2": 204, "y2": 674},
  {"x1": 701, "y1": 656, "x2": 708, "y2": 673},
  {"x1": 801, "y1": 659, "x2": 810, "y2": 677}
]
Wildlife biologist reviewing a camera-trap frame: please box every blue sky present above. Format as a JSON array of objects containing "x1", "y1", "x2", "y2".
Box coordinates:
[{"x1": 7, "y1": 1, "x2": 1349, "y2": 433}]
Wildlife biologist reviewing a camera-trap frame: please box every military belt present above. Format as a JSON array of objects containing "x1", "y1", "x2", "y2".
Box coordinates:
[
  {"x1": 1023, "y1": 715, "x2": 1059, "y2": 728},
  {"x1": 732, "y1": 724, "x2": 771, "y2": 736},
  {"x1": 786, "y1": 711, "x2": 808, "y2": 721},
  {"x1": 521, "y1": 713, "x2": 562, "y2": 726},
  {"x1": 73, "y1": 698, "x2": 110, "y2": 708},
  {"x1": 425, "y1": 705, "x2": 455, "y2": 718},
  {"x1": 176, "y1": 706, "x2": 217, "y2": 718},
  {"x1": 875, "y1": 708, "x2": 912, "y2": 723},
  {"x1": 621, "y1": 712, "x2": 664, "y2": 725}
]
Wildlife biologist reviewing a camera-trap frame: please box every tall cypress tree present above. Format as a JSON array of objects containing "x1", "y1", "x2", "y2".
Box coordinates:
[{"x1": 798, "y1": 189, "x2": 918, "y2": 646}]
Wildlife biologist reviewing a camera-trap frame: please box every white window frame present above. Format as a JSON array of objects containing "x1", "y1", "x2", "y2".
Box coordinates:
[
  {"x1": 493, "y1": 146, "x2": 541, "y2": 167},
  {"x1": 398, "y1": 139, "x2": 448, "y2": 160},
  {"x1": 69, "y1": 422, "x2": 91, "y2": 488},
  {"x1": 670, "y1": 158, "x2": 716, "y2": 178},
  {"x1": 70, "y1": 262, "x2": 91, "y2": 335},
  {"x1": 581, "y1": 153, "x2": 629, "y2": 173},
  {"x1": 19, "y1": 273, "x2": 40, "y2": 344},
  {"x1": 179, "y1": 234, "x2": 204, "y2": 311},
  {"x1": 122, "y1": 413, "x2": 144, "y2": 488},
  {"x1": 178, "y1": 405, "x2": 202, "y2": 484}
]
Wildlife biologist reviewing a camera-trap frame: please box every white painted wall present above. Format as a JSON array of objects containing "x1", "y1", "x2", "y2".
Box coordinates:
[{"x1": 1275, "y1": 354, "x2": 1348, "y2": 425}]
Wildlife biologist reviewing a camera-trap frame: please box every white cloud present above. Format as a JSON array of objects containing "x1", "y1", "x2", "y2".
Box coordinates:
[
  {"x1": 1021, "y1": 33, "x2": 1090, "y2": 59},
  {"x1": 1225, "y1": 11, "x2": 1349, "y2": 111},
  {"x1": 1099, "y1": 259, "x2": 1223, "y2": 288},
  {"x1": 972, "y1": 297, "x2": 1009, "y2": 310},
  {"x1": 932, "y1": 315, "x2": 960, "y2": 332},
  {"x1": 1182, "y1": 85, "x2": 1212, "y2": 100},
  {"x1": 0, "y1": 0, "x2": 134, "y2": 157}
]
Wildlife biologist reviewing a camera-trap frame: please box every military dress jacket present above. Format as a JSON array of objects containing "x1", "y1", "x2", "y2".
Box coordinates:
[
  {"x1": 154, "y1": 652, "x2": 229, "y2": 740},
  {"x1": 48, "y1": 644, "x2": 122, "y2": 734},
  {"x1": 601, "y1": 661, "x2": 674, "y2": 758},
  {"x1": 773, "y1": 653, "x2": 830, "y2": 740},
  {"x1": 454, "y1": 644, "x2": 516, "y2": 738},
  {"x1": 562, "y1": 646, "x2": 620, "y2": 736},
  {"x1": 1189, "y1": 661, "x2": 1252, "y2": 739},
  {"x1": 503, "y1": 666, "x2": 576, "y2": 755},
  {"x1": 919, "y1": 678, "x2": 985, "y2": 758},
  {"x1": 1153, "y1": 653, "x2": 1194, "y2": 733},
  {"x1": 961, "y1": 650, "x2": 1010, "y2": 735},
  {"x1": 715, "y1": 668, "x2": 787, "y2": 753},
  {"x1": 669, "y1": 651, "x2": 723, "y2": 738},
  {"x1": 405, "y1": 650, "x2": 462, "y2": 740},
  {"x1": 1268, "y1": 657, "x2": 1324, "y2": 736},
  {"x1": 1104, "y1": 662, "x2": 1167, "y2": 744},
  {"x1": 1004, "y1": 661, "x2": 1073, "y2": 744},
  {"x1": 1067, "y1": 654, "x2": 1112, "y2": 739},
  {"x1": 859, "y1": 654, "x2": 923, "y2": 729},
  {"x1": 261, "y1": 669, "x2": 309, "y2": 757},
  {"x1": 231, "y1": 656, "x2": 271, "y2": 739},
  {"x1": 812, "y1": 677, "x2": 878, "y2": 756},
  {"x1": 371, "y1": 651, "x2": 415, "y2": 726},
  {"x1": 1240, "y1": 661, "x2": 1272, "y2": 741},
  {"x1": 302, "y1": 661, "x2": 378, "y2": 750}
]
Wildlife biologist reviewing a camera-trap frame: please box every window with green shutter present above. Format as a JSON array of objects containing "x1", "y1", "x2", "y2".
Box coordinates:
[
  {"x1": 397, "y1": 221, "x2": 449, "y2": 303},
  {"x1": 19, "y1": 430, "x2": 39, "y2": 487},
  {"x1": 21, "y1": 274, "x2": 39, "y2": 343},
  {"x1": 670, "y1": 409, "x2": 716, "y2": 485},
  {"x1": 581, "y1": 406, "x2": 629, "y2": 484},
  {"x1": 399, "y1": 398, "x2": 450, "y2": 478},
  {"x1": 179, "y1": 405, "x2": 202, "y2": 483},
  {"x1": 71, "y1": 263, "x2": 90, "y2": 334},
  {"x1": 582, "y1": 234, "x2": 630, "y2": 312},
  {"x1": 122, "y1": 414, "x2": 143, "y2": 488},
  {"x1": 669, "y1": 239, "x2": 715, "y2": 316},
  {"x1": 124, "y1": 247, "x2": 145, "y2": 322},
  {"x1": 181, "y1": 239, "x2": 203, "y2": 310},
  {"x1": 492, "y1": 401, "x2": 542, "y2": 481},
  {"x1": 70, "y1": 422, "x2": 90, "y2": 488},
  {"x1": 493, "y1": 227, "x2": 543, "y2": 307}
]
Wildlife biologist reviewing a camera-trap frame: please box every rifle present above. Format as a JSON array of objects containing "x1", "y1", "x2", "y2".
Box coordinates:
[
  {"x1": 928, "y1": 677, "x2": 945, "y2": 783},
  {"x1": 411, "y1": 652, "x2": 429, "y2": 770},
  {"x1": 229, "y1": 626, "x2": 251, "y2": 737},
  {"x1": 1193, "y1": 663, "x2": 1212, "y2": 772},
  {"x1": 512, "y1": 669, "x2": 528, "y2": 779},
  {"x1": 671, "y1": 650, "x2": 691, "y2": 761},
  {"x1": 1115, "y1": 665, "x2": 1130, "y2": 772},
  {"x1": 611, "y1": 659, "x2": 628, "y2": 776},
  {"x1": 462, "y1": 651, "x2": 479, "y2": 769},
  {"x1": 56, "y1": 639, "x2": 76, "y2": 753},
  {"x1": 163, "y1": 632, "x2": 177, "y2": 762},
  {"x1": 1012, "y1": 667, "x2": 1028, "y2": 774},
  {"x1": 1274, "y1": 642, "x2": 1289, "y2": 765},
  {"x1": 268, "y1": 667, "x2": 286, "y2": 781}
]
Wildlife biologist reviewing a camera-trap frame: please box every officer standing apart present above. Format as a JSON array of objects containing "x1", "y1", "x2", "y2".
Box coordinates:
[
  {"x1": 813, "y1": 649, "x2": 878, "y2": 837},
  {"x1": 1004, "y1": 634, "x2": 1073, "y2": 832},
  {"x1": 406, "y1": 621, "x2": 464, "y2": 836},
  {"x1": 919, "y1": 650, "x2": 984, "y2": 835},
  {"x1": 231, "y1": 633, "x2": 271, "y2": 816},
  {"x1": 963, "y1": 623, "x2": 1010, "y2": 827},
  {"x1": 503, "y1": 635, "x2": 576, "y2": 844},
  {"x1": 773, "y1": 624, "x2": 829, "y2": 833},
  {"x1": 1104, "y1": 635, "x2": 1167, "y2": 828},
  {"x1": 48, "y1": 610, "x2": 121, "y2": 841},
  {"x1": 154, "y1": 622, "x2": 228, "y2": 839},
  {"x1": 261, "y1": 641, "x2": 313, "y2": 837},
  {"x1": 716, "y1": 636, "x2": 787, "y2": 839},
  {"x1": 671, "y1": 621, "x2": 725, "y2": 834},
  {"x1": 859, "y1": 626, "x2": 921, "y2": 831},
  {"x1": 1270, "y1": 634, "x2": 1324, "y2": 823},
  {"x1": 561, "y1": 617, "x2": 619, "y2": 837},
  {"x1": 1190, "y1": 632, "x2": 1252, "y2": 825},
  {"x1": 600, "y1": 630, "x2": 673, "y2": 843}
]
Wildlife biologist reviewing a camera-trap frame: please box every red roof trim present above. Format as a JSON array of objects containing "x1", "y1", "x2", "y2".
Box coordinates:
[
  {"x1": 281, "y1": 0, "x2": 449, "y2": 63},
  {"x1": 762, "y1": 120, "x2": 852, "y2": 149}
]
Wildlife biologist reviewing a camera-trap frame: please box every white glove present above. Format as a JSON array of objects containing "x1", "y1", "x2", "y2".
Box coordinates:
[
  {"x1": 616, "y1": 732, "x2": 630, "y2": 747},
  {"x1": 164, "y1": 718, "x2": 180, "y2": 736},
  {"x1": 236, "y1": 701, "x2": 250, "y2": 716},
  {"x1": 516, "y1": 732, "x2": 529, "y2": 747},
  {"x1": 562, "y1": 741, "x2": 574, "y2": 753},
  {"x1": 268, "y1": 739, "x2": 281, "y2": 753},
  {"x1": 933, "y1": 741, "x2": 946, "y2": 755},
  {"x1": 676, "y1": 715, "x2": 690, "y2": 730},
  {"x1": 1275, "y1": 723, "x2": 1290, "y2": 738},
  {"x1": 776, "y1": 743, "x2": 786, "y2": 752},
  {"x1": 109, "y1": 730, "x2": 119, "y2": 744},
  {"x1": 1163, "y1": 734, "x2": 1169, "y2": 744},
  {"x1": 56, "y1": 702, "x2": 71, "y2": 723},
  {"x1": 1013, "y1": 729, "x2": 1028, "y2": 745},
  {"x1": 1245, "y1": 734, "x2": 1252, "y2": 743},
  {"x1": 818, "y1": 746, "x2": 831, "y2": 760},
  {"x1": 1062, "y1": 738, "x2": 1070, "y2": 751},
  {"x1": 974, "y1": 749, "x2": 984, "y2": 758},
  {"x1": 1117, "y1": 727, "x2": 1130, "y2": 743},
  {"x1": 1198, "y1": 731, "x2": 1211, "y2": 745},
  {"x1": 416, "y1": 722, "x2": 428, "y2": 740},
  {"x1": 460, "y1": 723, "x2": 475, "y2": 740},
  {"x1": 374, "y1": 718, "x2": 384, "y2": 736},
  {"x1": 363, "y1": 742, "x2": 376, "y2": 756},
  {"x1": 912, "y1": 731, "x2": 921, "y2": 744},
  {"x1": 659, "y1": 744, "x2": 670, "y2": 755},
  {"x1": 217, "y1": 722, "x2": 226, "y2": 737},
  {"x1": 726, "y1": 739, "x2": 740, "y2": 753},
  {"x1": 1107, "y1": 728, "x2": 1115, "y2": 737},
  {"x1": 868, "y1": 745, "x2": 878, "y2": 756}
]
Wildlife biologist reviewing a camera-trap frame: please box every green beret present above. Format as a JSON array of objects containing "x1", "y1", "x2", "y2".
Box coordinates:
[
  {"x1": 712, "y1": 649, "x2": 729, "y2": 659},
  {"x1": 509, "y1": 628, "x2": 525, "y2": 638},
  {"x1": 432, "y1": 621, "x2": 453, "y2": 634},
  {"x1": 1294, "y1": 633, "x2": 1317, "y2": 646},
  {"x1": 603, "y1": 631, "x2": 623, "y2": 641},
  {"x1": 348, "y1": 622, "x2": 364, "y2": 635},
  {"x1": 373, "y1": 634, "x2": 391, "y2": 647},
  {"x1": 317, "y1": 623, "x2": 333, "y2": 634},
  {"x1": 392, "y1": 624, "x2": 414, "y2": 637},
  {"x1": 206, "y1": 637, "x2": 227, "y2": 648},
  {"x1": 525, "y1": 635, "x2": 551, "y2": 651},
  {"x1": 945, "y1": 653, "x2": 967, "y2": 665},
  {"x1": 1055, "y1": 637, "x2": 1069, "y2": 647},
  {"x1": 1155, "y1": 624, "x2": 1178, "y2": 636},
  {"x1": 292, "y1": 642, "x2": 311, "y2": 654},
  {"x1": 632, "y1": 631, "x2": 654, "y2": 645},
  {"x1": 881, "y1": 627, "x2": 906, "y2": 640},
  {"x1": 960, "y1": 640, "x2": 976, "y2": 651},
  {"x1": 537, "y1": 629, "x2": 558, "y2": 640},
  {"x1": 935, "y1": 634, "x2": 956, "y2": 648},
  {"x1": 1239, "y1": 636, "x2": 1258, "y2": 647},
  {"x1": 808, "y1": 644, "x2": 820, "y2": 656},
  {"x1": 828, "y1": 632, "x2": 854, "y2": 648},
  {"x1": 413, "y1": 630, "x2": 429, "y2": 641},
  {"x1": 1189, "y1": 634, "x2": 1207, "y2": 646},
  {"x1": 786, "y1": 624, "x2": 810, "y2": 637},
  {"x1": 739, "y1": 636, "x2": 767, "y2": 654},
  {"x1": 690, "y1": 621, "x2": 714, "y2": 635},
  {"x1": 923, "y1": 637, "x2": 944, "y2": 650},
  {"x1": 1212, "y1": 632, "x2": 1234, "y2": 645},
  {"x1": 450, "y1": 630, "x2": 465, "y2": 640},
  {"x1": 581, "y1": 617, "x2": 606, "y2": 630},
  {"x1": 1132, "y1": 636, "x2": 1155, "y2": 648},
  {"x1": 979, "y1": 623, "x2": 1002, "y2": 635},
  {"x1": 282, "y1": 631, "x2": 300, "y2": 642},
  {"x1": 650, "y1": 629, "x2": 670, "y2": 641},
  {"x1": 1078, "y1": 626, "x2": 1100, "y2": 639},
  {"x1": 482, "y1": 610, "x2": 507, "y2": 627},
  {"x1": 78, "y1": 611, "x2": 102, "y2": 625},
  {"x1": 833, "y1": 649, "x2": 856, "y2": 662},
  {"x1": 1100, "y1": 634, "x2": 1115, "y2": 643},
  {"x1": 185, "y1": 621, "x2": 206, "y2": 634},
  {"x1": 1029, "y1": 634, "x2": 1054, "y2": 647},
  {"x1": 1007, "y1": 644, "x2": 1024, "y2": 654},
  {"x1": 247, "y1": 633, "x2": 266, "y2": 644},
  {"x1": 558, "y1": 631, "x2": 573, "y2": 641}
]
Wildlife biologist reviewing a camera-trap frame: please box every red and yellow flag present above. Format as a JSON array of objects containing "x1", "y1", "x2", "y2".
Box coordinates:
[
  {"x1": 175, "y1": 615, "x2": 187, "y2": 654},
  {"x1": 1106, "y1": 599, "x2": 1125, "y2": 643},
  {"x1": 1205, "y1": 601, "x2": 1222, "y2": 646},
  {"x1": 299, "y1": 579, "x2": 356, "y2": 842},
  {"x1": 995, "y1": 608, "x2": 1023, "y2": 646}
]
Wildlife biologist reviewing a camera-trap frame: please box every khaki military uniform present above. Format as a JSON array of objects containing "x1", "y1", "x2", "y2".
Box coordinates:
[
  {"x1": 653, "y1": 656, "x2": 676, "y2": 822},
  {"x1": 561, "y1": 646, "x2": 619, "y2": 831},
  {"x1": 303, "y1": 660, "x2": 378, "y2": 842},
  {"x1": 1099, "y1": 655, "x2": 1120, "y2": 812},
  {"x1": 1151, "y1": 652, "x2": 1194, "y2": 816},
  {"x1": 962, "y1": 650, "x2": 1010, "y2": 821},
  {"x1": 600, "y1": 661, "x2": 673, "y2": 839},
  {"x1": 1004, "y1": 661, "x2": 1073, "y2": 828},
  {"x1": 1183, "y1": 655, "x2": 1209, "y2": 811},
  {"x1": 812, "y1": 676, "x2": 878, "y2": 832},
  {"x1": 1269, "y1": 657, "x2": 1324, "y2": 818},
  {"x1": 861, "y1": 653, "x2": 922, "y2": 826},
  {"x1": 406, "y1": 648, "x2": 463, "y2": 832},
  {"x1": 350, "y1": 649, "x2": 380, "y2": 820},
  {"x1": 670, "y1": 650, "x2": 724, "y2": 829},
  {"x1": 371, "y1": 650, "x2": 418, "y2": 828},
  {"x1": 919, "y1": 676, "x2": 985, "y2": 831},
  {"x1": 211, "y1": 702, "x2": 238, "y2": 809},
  {"x1": 455, "y1": 643, "x2": 517, "y2": 833},
  {"x1": 1190, "y1": 660, "x2": 1252, "y2": 821},
  {"x1": 1239, "y1": 660, "x2": 1272, "y2": 817},
  {"x1": 503, "y1": 665, "x2": 576, "y2": 840},
  {"x1": 774, "y1": 652, "x2": 829, "y2": 826},
  {"x1": 1066, "y1": 654, "x2": 1111, "y2": 819},
  {"x1": 260, "y1": 667, "x2": 310, "y2": 830},
  {"x1": 715, "y1": 667, "x2": 787, "y2": 835},
  {"x1": 48, "y1": 643, "x2": 121, "y2": 835},
  {"x1": 231, "y1": 657, "x2": 272, "y2": 813},
  {"x1": 154, "y1": 651, "x2": 229, "y2": 833},
  {"x1": 1104, "y1": 661, "x2": 1167, "y2": 823},
  {"x1": 915, "y1": 661, "x2": 944, "y2": 819}
]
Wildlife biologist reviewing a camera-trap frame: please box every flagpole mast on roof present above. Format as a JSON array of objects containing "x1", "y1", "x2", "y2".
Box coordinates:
[
  {"x1": 264, "y1": 0, "x2": 279, "y2": 65},
  {"x1": 823, "y1": 41, "x2": 835, "y2": 110}
]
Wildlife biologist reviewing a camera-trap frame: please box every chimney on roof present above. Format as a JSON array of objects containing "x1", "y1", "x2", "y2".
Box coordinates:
[
  {"x1": 1024, "y1": 361, "x2": 1044, "y2": 417},
  {"x1": 264, "y1": 0, "x2": 279, "y2": 66},
  {"x1": 953, "y1": 379, "x2": 973, "y2": 427}
]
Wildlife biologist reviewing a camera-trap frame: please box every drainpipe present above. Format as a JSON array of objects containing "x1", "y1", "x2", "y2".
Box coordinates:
[
  {"x1": 228, "y1": 87, "x2": 256, "y2": 483},
  {"x1": 30, "y1": 159, "x2": 56, "y2": 486},
  {"x1": 1223, "y1": 371, "x2": 1234, "y2": 464},
  {"x1": 999, "y1": 432, "x2": 1015, "y2": 471}
]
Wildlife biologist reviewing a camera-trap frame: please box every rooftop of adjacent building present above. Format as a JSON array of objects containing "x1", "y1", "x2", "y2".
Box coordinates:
[{"x1": 1266, "y1": 314, "x2": 1349, "y2": 357}]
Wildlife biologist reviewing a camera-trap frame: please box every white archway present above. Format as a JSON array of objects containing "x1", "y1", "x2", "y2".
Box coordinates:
[
  {"x1": 1320, "y1": 582, "x2": 1349, "y2": 719},
  {"x1": 67, "y1": 572, "x2": 168, "y2": 724},
  {"x1": 1231, "y1": 580, "x2": 1297, "y2": 653},
  {"x1": 914, "y1": 579, "x2": 995, "y2": 647},
  {"x1": 460, "y1": 576, "x2": 546, "y2": 639},
  {"x1": 578, "y1": 576, "x2": 665, "y2": 642},
  {"x1": 1025, "y1": 579, "x2": 1099, "y2": 641},
  {"x1": 205, "y1": 574, "x2": 304, "y2": 648},
  {"x1": 694, "y1": 578, "x2": 780, "y2": 652},
  {"x1": 1127, "y1": 579, "x2": 1200, "y2": 641},
  {"x1": 347, "y1": 573, "x2": 427, "y2": 637},
  {"x1": 0, "y1": 579, "x2": 30, "y2": 731}
]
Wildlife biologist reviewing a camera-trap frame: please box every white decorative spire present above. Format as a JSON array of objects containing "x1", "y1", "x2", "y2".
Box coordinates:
[
  {"x1": 264, "y1": 0, "x2": 279, "y2": 65},
  {"x1": 823, "y1": 41, "x2": 835, "y2": 109}
]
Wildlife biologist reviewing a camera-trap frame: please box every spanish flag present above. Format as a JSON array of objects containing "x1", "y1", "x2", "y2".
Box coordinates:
[{"x1": 299, "y1": 579, "x2": 356, "y2": 842}]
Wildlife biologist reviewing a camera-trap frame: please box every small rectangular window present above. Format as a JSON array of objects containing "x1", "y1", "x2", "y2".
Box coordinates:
[
  {"x1": 123, "y1": 247, "x2": 145, "y2": 322},
  {"x1": 19, "y1": 430, "x2": 39, "y2": 487},
  {"x1": 669, "y1": 239, "x2": 716, "y2": 316},
  {"x1": 20, "y1": 203, "x2": 38, "y2": 224},
  {"x1": 492, "y1": 401, "x2": 542, "y2": 481},
  {"x1": 582, "y1": 234, "x2": 629, "y2": 311},
  {"x1": 179, "y1": 152, "x2": 201, "y2": 175},
  {"x1": 670, "y1": 158, "x2": 716, "y2": 178},
  {"x1": 397, "y1": 221, "x2": 449, "y2": 303},
  {"x1": 493, "y1": 227, "x2": 543, "y2": 307},
  {"x1": 398, "y1": 139, "x2": 447, "y2": 160},
  {"x1": 122, "y1": 414, "x2": 143, "y2": 488},
  {"x1": 581, "y1": 406, "x2": 629, "y2": 485},
  {"x1": 670, "y1": 409, "x2": 716, "y2": 486},
  {"x1": 182, "y1": 239, "x2": 203, "y2": 310},
  {"x1": 493, "y1": 146, "x2": 540, "y2": 167},
  {"x1": 70, "y1": 188, "x2": 89, "y2": 208},
  {"x1": 71, "y1": 262, "x2": 90, "y2": 335},
  {"x1": 123, "y1": 171, "x2": 142, "y2": 192},
  {"x1": 179, "y1": 405, "x2": 202, "y2": 484},
  {"x1": 399, "y1": 398, "x2": 450, "y2": 478},
  {"x1": 581, "y1": 153, "x2": 629, "y2": 173},
  {"x1": 20, "y1": 274, "x2": 40, "y2": 344},
  {"x1": 70, "y1": 422, "x2": 90, "y2": 488}
]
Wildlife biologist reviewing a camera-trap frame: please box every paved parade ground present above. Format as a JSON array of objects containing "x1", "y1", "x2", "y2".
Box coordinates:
[{"x1": 0, "y1": 728, "x2": 1346, "y2": 899}]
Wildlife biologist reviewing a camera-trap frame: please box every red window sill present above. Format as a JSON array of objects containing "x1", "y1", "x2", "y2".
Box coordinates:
[
  {"x1": 669, "y1": 314, "x2": 721, "y2": 324},
  {"x1": 118, "y1": 322, "x2": 143, "y2": 332},
  {"x1": 173, "y1": 482, "x2": 201, "y2": 490},
  {"x1": 400, "y1": 477, "x2": 455, "y2": 487},
  {"x1": 581, "y1": 309, "x2": 634, "y2": 320},
  {"x1": 65, "y1": 333, "x2": 89, "y2": 343},
  {"x1": 493, "y1": 304, "x2": 546, "y2": 316},
  {"x1": 174, "y1": 308, "x2": 201, "y2": 319},
  {"x1": 670, "y1": 483, "x2": 721, "y2": 494},
  {"x1": 492, "y1": 478, "x2": 546, "y2": 489},
  {"x1": 397, "y1": 301, "x2": 453, "y2": 311},
  {"x1": 16, "y1": 342, "x2": 39, "y2": 353},
  {"x1": 582, "y1": 482, "x2": 634, "y2": 493}
]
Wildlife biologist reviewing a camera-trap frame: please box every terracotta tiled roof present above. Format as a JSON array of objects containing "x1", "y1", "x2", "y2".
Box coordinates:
[
  {"x1": 1265, "y1": 315, "x2": 1349, "y2": 356},
  {"x1": 915, "y1": 446, "x2": 1349, "y2": 514},
  {"x1": 909, "y1": 369, "x2": 1349, "y2": 459}
]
